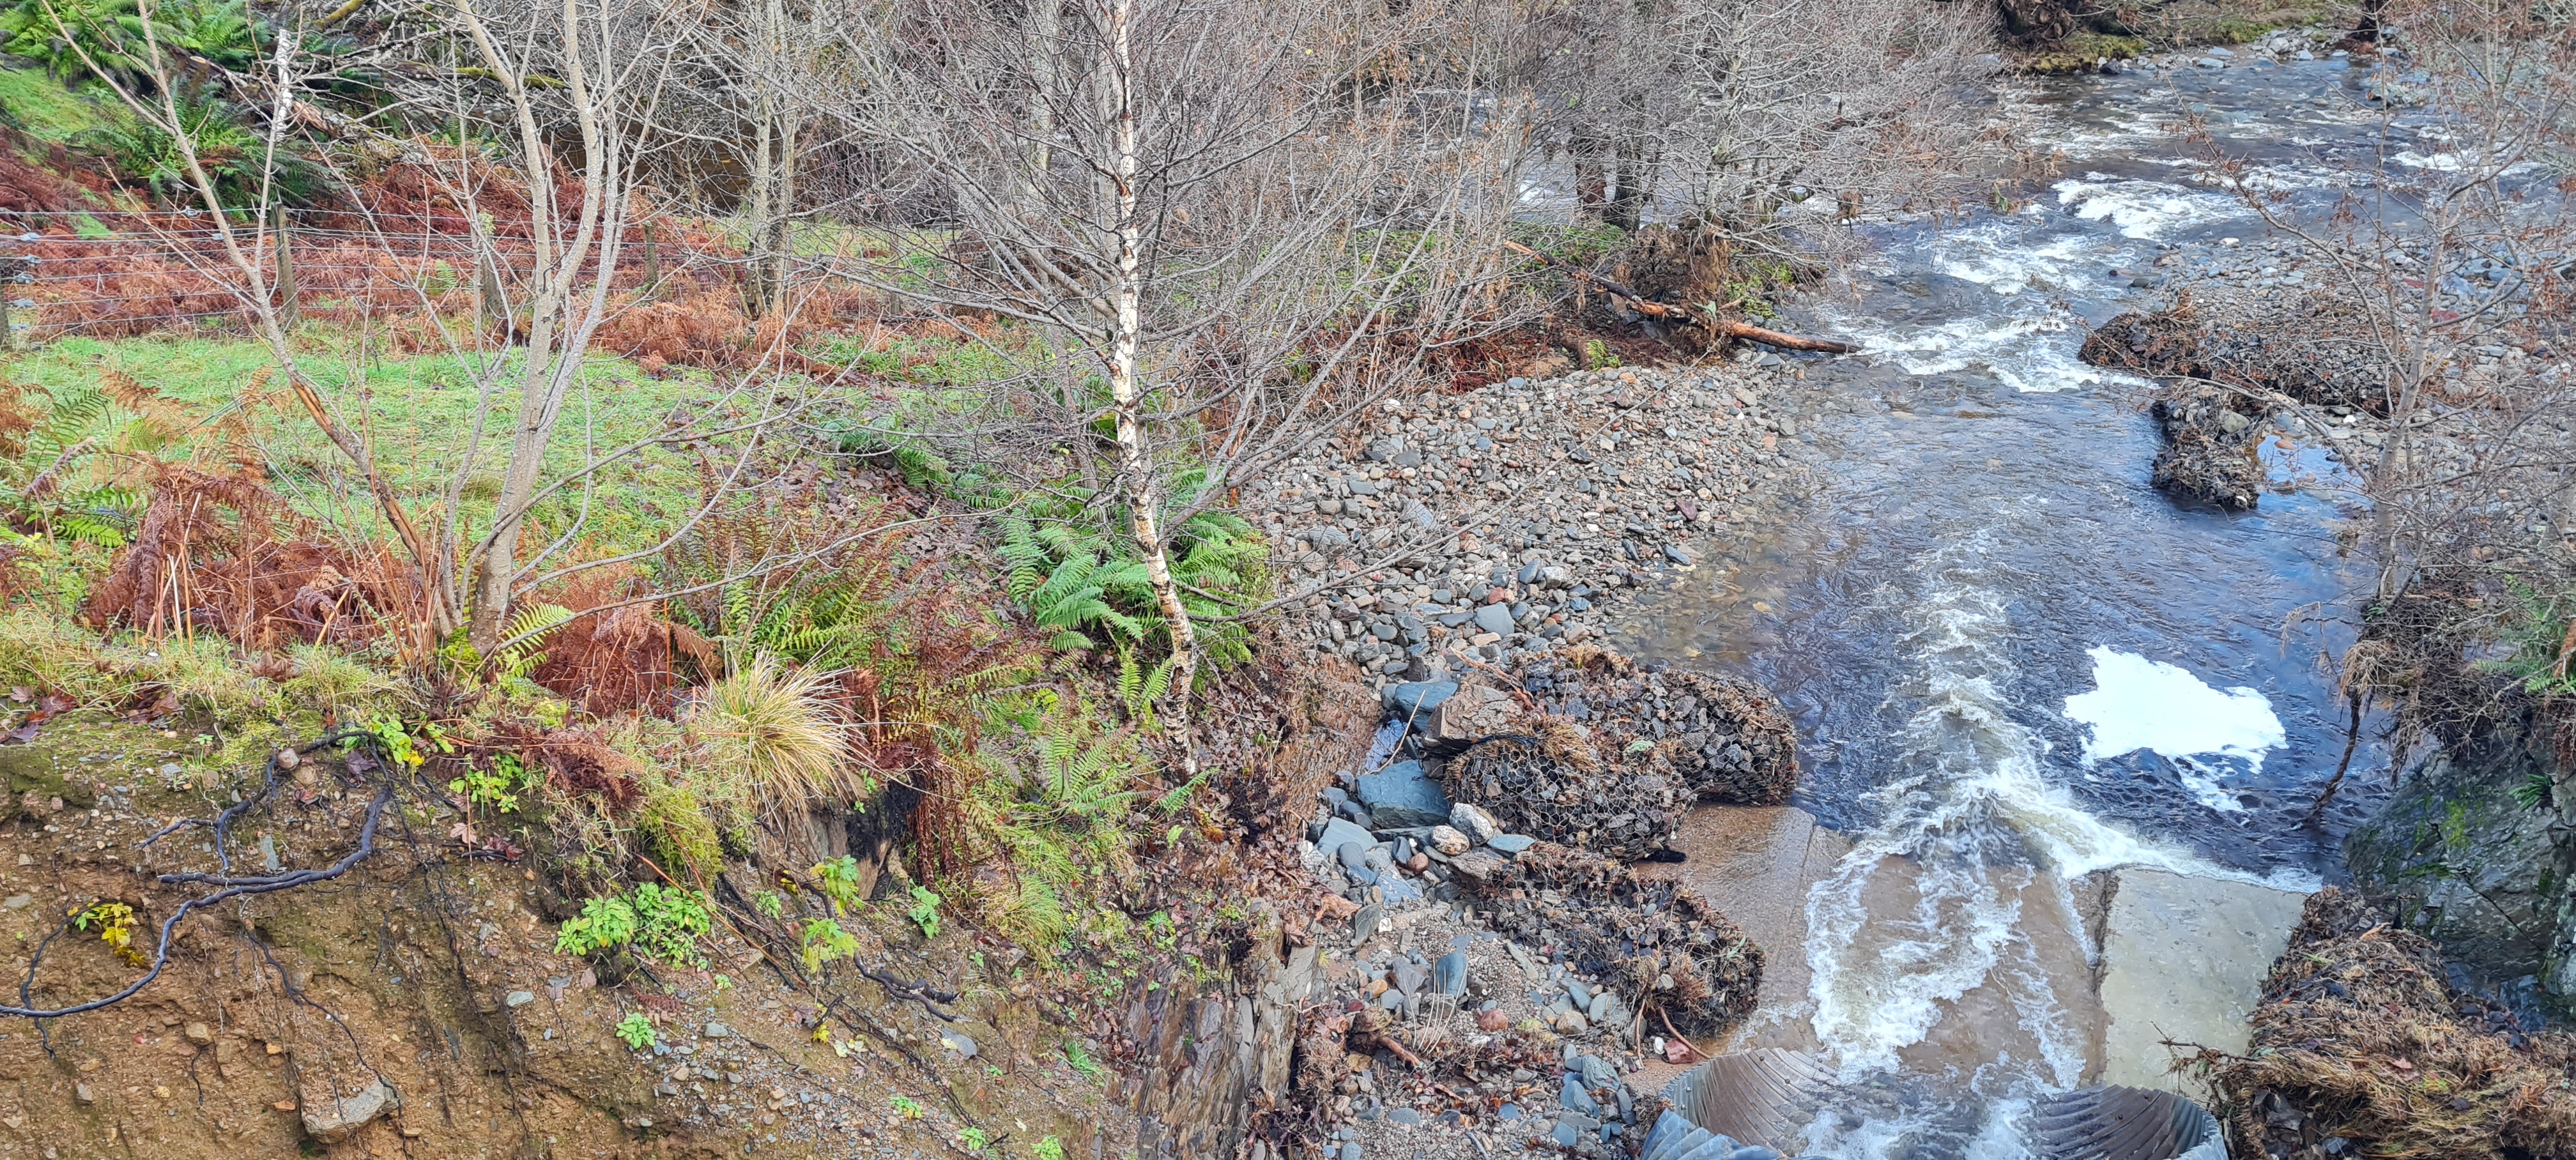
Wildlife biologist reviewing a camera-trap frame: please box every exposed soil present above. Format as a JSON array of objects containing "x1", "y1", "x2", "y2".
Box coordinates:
[{"x1": 0, "y1": 713, "x2": 1143, "y2": 1160}]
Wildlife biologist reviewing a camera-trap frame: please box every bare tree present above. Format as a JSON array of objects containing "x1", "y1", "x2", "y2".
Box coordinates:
[
  {"x1": 2198, "y1": 0, "x2": 2576, "y2": 600},
  {"x1": 805, "y1": 0, "x2": 1521, "y2": 769},
  {"x1": 59, "y1": 0, "x2": 840, "y2": 660}
]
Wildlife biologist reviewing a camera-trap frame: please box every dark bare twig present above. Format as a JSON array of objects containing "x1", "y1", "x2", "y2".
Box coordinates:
[{"x1": 7, "y1": 731, "x2": 387, "y2": 1022}]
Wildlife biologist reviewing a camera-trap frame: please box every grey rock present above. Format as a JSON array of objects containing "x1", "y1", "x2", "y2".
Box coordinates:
[
  {"x1": 703, "y1": 1021, "x2": 733, "y2": 1038},
  {"x1": 940, "y1": 1030, "x2": 979, "y2": 1058},
  {"x1": 1337, "y1": 841, "x2": 1374, "y2": 876},
  {"x1": 1565, "y1": 979, "x2": 1593, "y2": 1007},
  {"x1": 1401, "y1": 498, "x2": 1438, "y2": 531},
  {"x1": 1729, "y1": 1149, "x2": 1781, "y2": 1160},
  {"x1": 1590, "y1": 991, "x2": 1630, "y2": 1028},
  {"x1": 1367, "y1": 438, "x2": 1406, "y2": 462},
  {"x1": 1434, "y1": 950, "x2": 1468, "y2": 995},
  {"x1": 1575, "y1": 1054, "x2": 1615, "y2": 1089},
  {"x1": 505, "y1": 989, "x2": 535, "y2": 1008},
  {"x1": 1450, "y1": 802, "x2": 1502, "y2": 844},
  {"x1": 1383, "y1": 680, "x2": 1459, "y2": 719},
  {"x1": 1552, "y1": 1124, "x2": 1580, "y2": 1148},
  {"x1": 1427, "y1": 825, "x2": 1470, "y2": 856},
  {"x1": 1357, "y1": 760, "x2": 1454, "y2": 828},
  {"x1": 1663, "y1": 544, "x2": 1694, "y2": 565},
  {"x1": 302, "y1": 1078, "x2": 398, "y2": 1143},
  {"x1": 1488, "y1": 834, "x2": 1535, "y2": 853},
  {"x1": 1317, "y1": 818, "x2": 1375, "y2": 853},
  {"x1": 1353, "y1": 903, "x2": 1385, "y2": 945},
  {"x1": 1387, "y1": 1108, "x2": 1422, "y2": 1126},
  {"x1": 1347, "y1": 478, "x2": 1381, "y2": 496},
  {"x1": 1560, "y1": 1076, "x2": 1598, "y2": 1115},
  {"x1": 1497, "y1": 1103, "x2": 1522, "y2": 1122},
  {"x1": 1341, "y1": 1143, "x2": 1363, "y2": 1160},
  {"x1": 1473, "y1": 604, "x2": 1515, "y2": 636}
]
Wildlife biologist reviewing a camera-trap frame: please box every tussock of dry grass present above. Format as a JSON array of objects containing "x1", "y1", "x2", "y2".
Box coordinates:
[{"x1": 694, "y1": 652, "x2": 854, "y2": 819}]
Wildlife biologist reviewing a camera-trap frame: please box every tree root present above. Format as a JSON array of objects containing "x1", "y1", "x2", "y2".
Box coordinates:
[{"x1": 6, "y1": 730, "x2": 394, "y2": 1020}]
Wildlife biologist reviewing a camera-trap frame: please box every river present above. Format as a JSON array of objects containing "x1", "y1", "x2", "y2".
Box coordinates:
[{"x1": 1609, "y1": 48, "x2": 2407, "y2": 1159}]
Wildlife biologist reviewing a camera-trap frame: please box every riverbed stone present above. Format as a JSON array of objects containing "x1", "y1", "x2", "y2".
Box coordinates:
[
  {"x1": 301, "y1": 1078, "x2": 397, "y2": 1143},
  {"x1": 2097, "y1": 867, "x2": 2310, "y2": 1095},
  {"x1": 1450, "y1": 802, "x2": 1501, "y2": 844},
  {"x1": 1383, "y1": 680, "x2": 1459, "y2": 719},
  {"x1": 1317, "y1": 818, "x2": 1376, "y2": 853},
  {"x1": 1356, "y1": 760, "x2": 1453, "y2": 828}
]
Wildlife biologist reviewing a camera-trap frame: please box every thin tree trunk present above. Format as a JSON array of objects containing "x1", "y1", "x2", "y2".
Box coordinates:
[
  {"x1": 1025, "y1": 0, "x2": 1057, "y2": 216},
  {"x1": 1100, "y1": 0, "x2": 1198, "y2": 776}
]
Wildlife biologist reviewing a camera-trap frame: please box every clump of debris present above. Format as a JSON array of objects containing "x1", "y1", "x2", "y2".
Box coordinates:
[
  {"x1": 1289, "y1": 647, "x2": 1783, "y2": 1157},
  {"x1": 2148, "y1": 380, "x2": 2266, "y2": 510},
  {"x1": 1420, "y1": 648, "x2": 1796, "y2": 859},
  {"x1": 1450, "y1": 840, "x2": 1763, "y2": 1037},
  {"x1": 2200, "y1": 888, "x2": 2576, "y2": 1160}
]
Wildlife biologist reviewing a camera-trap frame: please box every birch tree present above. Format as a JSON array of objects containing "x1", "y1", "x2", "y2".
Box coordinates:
[{"x1": 811, "y1": 0, "x2": 1518, "y2": 768}]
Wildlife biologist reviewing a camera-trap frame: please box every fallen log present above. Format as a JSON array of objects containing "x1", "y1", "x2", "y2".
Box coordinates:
[
  {"x1": 1711, "y1": 319, "x2": 1859, "y2": 354},
  {"x1": 1501, "y1": 239, "x2": 1860, "y2": 354}
]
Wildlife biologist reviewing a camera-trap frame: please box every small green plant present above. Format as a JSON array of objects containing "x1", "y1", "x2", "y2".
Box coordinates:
[
  {"x1": 1064, "y1": 1040, "x2": 1104, "y2": 1082},
  {"x1": 554, "y1": 894, "x2": 638, "y2": 957},
  {"x1": 811, "y1": 855, "x2": 865, "y2": 913},
  {"x1": 355, "y1": 716, "x2": 429, "y2": 770},
  {"x1": 959, "y1": 1127, "x2": 990, "y2": 1152},
  {"x1": 629, "y1": 883, "x2": 714, "y2": 967},
  {"x1": 75, "y1": 901, "x2": 144, "y2": 966},
  {"x1": 1036, "y1": 1136, "x2": 1067, "y2": 1160},
  {"x1": 2514, "y1": 768, "x2": 2558, "y2": 812},
  {"x1": 755, "y1": 890, "x2": 786, "y2": 919},
  {"x1": 906, "y1": 885, "x2": 942, "y2": 940},
  {"x1": 799, "y1": 917, "x2": 860, "y2": 971},
  {"x1": 555, "y1": 884, "x2": 712, "y2": 966},
  {"x1": 615, "y1": 1011, "x2": 657, "y2": 1050},
  {"x1": 890, "y1": 1094, "x2": 926, "y2": 1119},
  {"x1": 448, "y1": 752, "x2": 539, "y2": 814}
]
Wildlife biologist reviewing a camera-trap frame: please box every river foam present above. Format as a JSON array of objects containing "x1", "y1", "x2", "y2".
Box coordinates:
[{"x1": 2062, "y1": 647, "x2": 2287, "y2": 813}]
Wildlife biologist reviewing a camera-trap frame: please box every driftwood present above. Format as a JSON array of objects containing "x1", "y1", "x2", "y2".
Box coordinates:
[
  {"x1": 1501, "y1": 239, "x2": 1858, "y2": 353},
  {"x1": 1710, "y1": 319, "x2": 1857, "y2": 353}
]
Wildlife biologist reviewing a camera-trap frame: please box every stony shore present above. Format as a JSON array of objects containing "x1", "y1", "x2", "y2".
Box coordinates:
[
  {"x1": 1252, "y1": 352, "x2": 1822, "y2": 697},
  {"x1": 1243, "y1": 353, "x2": 1836, "y2": 1160}
]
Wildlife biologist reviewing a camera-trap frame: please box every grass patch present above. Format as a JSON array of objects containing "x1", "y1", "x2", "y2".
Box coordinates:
[
  {"x1": 7, "y1": 333, "x2": 739, "y2": 556},
  {"x1": 0, "y1": 65, "x2": 110, "y2": 144}
]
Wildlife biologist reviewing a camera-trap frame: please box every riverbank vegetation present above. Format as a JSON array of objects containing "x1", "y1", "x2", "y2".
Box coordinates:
[{"x1": 0, "y1": 0, "x2": 2009, "y2": 1149}]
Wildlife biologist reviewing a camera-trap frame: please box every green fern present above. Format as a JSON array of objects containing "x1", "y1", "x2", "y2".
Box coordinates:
[
  {"x1": 494, "y1": 603, "x2": 574, "y2": 678},
  {"x1": 1116, "y1": 650, "x2": 1176, "y2": 725}
]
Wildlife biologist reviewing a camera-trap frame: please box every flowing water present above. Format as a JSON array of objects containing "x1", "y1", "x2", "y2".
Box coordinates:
[{"x1": 1609, "y1": 54, "x2": 2414, "y2": 1159}]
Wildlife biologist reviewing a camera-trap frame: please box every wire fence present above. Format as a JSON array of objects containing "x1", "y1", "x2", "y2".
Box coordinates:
[{"x1": 0, "y1": 207, "x2": 763, "y2": 342}]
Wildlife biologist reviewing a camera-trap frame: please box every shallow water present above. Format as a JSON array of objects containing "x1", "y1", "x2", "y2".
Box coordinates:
[{"x1": 1609, "y1": 54, "x2": 2408, "y2": 1159}]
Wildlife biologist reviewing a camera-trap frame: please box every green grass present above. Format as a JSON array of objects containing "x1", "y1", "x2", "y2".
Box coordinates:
[
  {"x1": 7, "y1": 332, "x2": 740, "y2": 557},
  {"x1": 0, "y1": 65, "x2": 111, "y2": 144}
]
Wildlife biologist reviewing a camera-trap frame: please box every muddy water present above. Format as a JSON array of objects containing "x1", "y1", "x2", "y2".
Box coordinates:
[{"x1": 1613, "y1": 54, "x2": 2407, "y2": 1158}]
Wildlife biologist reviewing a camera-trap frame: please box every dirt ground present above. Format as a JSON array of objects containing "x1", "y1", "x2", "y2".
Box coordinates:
[{"x1": 0, "y1": 714, "x2": 1132, "y2": 1160}]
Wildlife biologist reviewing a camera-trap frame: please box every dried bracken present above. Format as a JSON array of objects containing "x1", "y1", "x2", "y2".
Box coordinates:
[{"x1": 2201, "y1": 889, "x2": 2576, "y2": 1160}]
